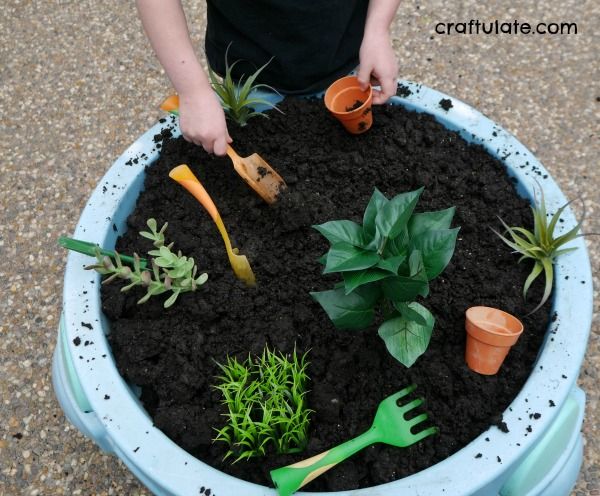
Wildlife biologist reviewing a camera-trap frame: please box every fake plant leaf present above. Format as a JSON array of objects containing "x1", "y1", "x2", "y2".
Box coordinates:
[
  {"x1": 408, "y1": 250, "x2": 420, "y2": 276},
  {"x1": 552, "y1": 247, "x2": 579, "y2": 257},
  {"x1": 496, "y1": 218, "x2": 542, "y2": 253},
  {"x1": 363, "y1": 188, "x2": 389, "y2": 239},
  {"x1": 408, "y1": 249, "x2": 425, "y2": 277},
  {"x1": 408, "y1": 207, "x2": 456, "y2": 238},
  {"x1": 139, "y1": 231, "x2": 156, "y2": 242},
  {"x1": 547, "y1": 201, "x2": 574, "y2": 241},
  {"x1": 410, "y1": 228, "x2": 460, "y2": 280},
  {"x1": 166, "y1": 258, "x2": 195, "y2": 279},
  {"x1": 375, "y1": 188, "x2": 424, "y2": 239},
  {"x1": 553, "y1": 222, "x2": 584, "y2": 250},
  {"x1": 532, "y1": 189, "x2": 548, "y2": 242},
  {"x1": 393, "y1": 301, "x2": 427, "y2": 326},
  {"x1": 507, "y1": 226, "x2": 538, "y2": 246},
  {"x1": 376, "y1": 254, "x2": 406, "y2": 274},
  {"x1": 382, "y1": 231, "x2": 409, "y2": 258},
  {"x1": 492, "y1": 227, "x2": 539, "y2": 259},
  {"x1": 527, "y1": 257, "x2": 554, "y2": 315},
  {"x1": 323, "y1": 242, "x2": 380, "y2": 274},
  {"x1": 381, "y1": 273, "x2": 429, "y2": 302},
  {"x1": 523, "y1": 260, "x2": 543, "y2": 299},
  {"x1": 342, "y1": 269, "x2": 391, "y2": 294},
  {"x1": 237, "y1": 55, "x2": 278, "y2": 106},
  {"x1": 164, "y1": 289, "x2": 182, "y2": 308},
  {"x1": 377, "y1": 303, "x2": 435, "y2": 367},
  {"x1": 310, "y1": 286, "x2": 379, "y2": 329},
  {"x1": 313, "y1": 220, "x2": 365, "y2": 247},
  {"x1": 209, "y1": 68, "x2": 231, "y2": 105}
]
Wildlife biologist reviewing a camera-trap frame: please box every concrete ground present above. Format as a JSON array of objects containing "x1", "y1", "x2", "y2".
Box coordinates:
[{"x1": 1, "y1": 1, "x2": 597, "y2": 494}]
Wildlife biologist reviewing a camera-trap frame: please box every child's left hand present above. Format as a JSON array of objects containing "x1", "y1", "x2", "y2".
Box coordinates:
[{"x1": 357, "y1": 31, "x2": 398, "y2": 104}]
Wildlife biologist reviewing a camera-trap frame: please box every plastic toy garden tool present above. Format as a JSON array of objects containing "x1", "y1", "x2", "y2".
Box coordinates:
[
  {"x1": 169, "y1": 164, "x2": 256, "y2": 286},
  {"x1": 58, "y1": 236, "x2": 147, "y2": 269},
  {"x1": 160, "y1": 95, "x2": 286, "y2": 204},
  {"x1": 270, "y1": 384, "x2": 437, "y2": 496},
  {"x1": 225, "y1": 144, "x2": 287, "y2": 204}
]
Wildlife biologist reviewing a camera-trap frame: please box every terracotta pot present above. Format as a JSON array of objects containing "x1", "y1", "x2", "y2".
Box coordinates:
[
  {"x1": 324, "y1": 75, "x2": 373, "y2": 134},
  {"x1": 465, "y1": 306, "x2": 524, "y2": 375}
]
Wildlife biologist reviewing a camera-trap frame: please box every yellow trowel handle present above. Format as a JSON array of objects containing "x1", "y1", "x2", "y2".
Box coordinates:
[{"x1": 168, "y1": 165, "x2": 234, "y2": 256}]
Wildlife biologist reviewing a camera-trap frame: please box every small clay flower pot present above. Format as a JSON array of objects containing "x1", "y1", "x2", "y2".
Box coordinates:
[
  {"x1": 324, "y1": 75, "x2": 373, "y2": 134},
  {"x1": 465, "y1": 306, "x2": 524, "y2": 375}
]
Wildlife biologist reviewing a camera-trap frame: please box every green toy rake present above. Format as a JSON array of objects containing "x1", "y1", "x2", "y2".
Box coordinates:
[{"x1": 270, "y1": 384, "x2": 437, "y2": 496}]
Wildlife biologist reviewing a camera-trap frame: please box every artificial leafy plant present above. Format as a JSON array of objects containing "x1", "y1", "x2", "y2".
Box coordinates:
[
  {"x1": 213, "y1": 347, "x2": 312, "y2": 463},
  {"x1": 493, "y1": 187, "x2": 594, "y2": 314},
  {"x1": 311, "y1": 188, "x2": 459, "y2": 367},
  {"x1": 208, "y1": 44, "x2": 281, "y2": 127},
  {"x1": 85, "y1": 218, "x2": 208, "y2": 308}
]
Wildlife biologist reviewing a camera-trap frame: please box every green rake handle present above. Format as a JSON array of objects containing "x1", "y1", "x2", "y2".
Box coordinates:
[
  {"x1": 271, "y1": 427, "x2": 380, "y2": 496},
  {"x1": 58, "y1": 236, "x2": 148, "y2": 269}
]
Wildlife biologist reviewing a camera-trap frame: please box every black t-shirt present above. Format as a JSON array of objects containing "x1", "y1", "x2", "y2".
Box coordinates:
[{"x1": 205, "y1": 1, "x2": 369, "y2": 94}]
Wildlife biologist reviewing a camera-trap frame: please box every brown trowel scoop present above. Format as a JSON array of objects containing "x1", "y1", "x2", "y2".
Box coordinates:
[{"x1": 226, "y1": 145, "x2": 286, "y2": 204}]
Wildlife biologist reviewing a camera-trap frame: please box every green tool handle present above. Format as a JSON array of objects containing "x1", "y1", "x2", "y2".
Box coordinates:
[
  {"x1": 58, "y1": 236, "x2": 147, "y2": 269},
  {"x1": 270, "y1": 427, "x2": 380, "y2": 496}
]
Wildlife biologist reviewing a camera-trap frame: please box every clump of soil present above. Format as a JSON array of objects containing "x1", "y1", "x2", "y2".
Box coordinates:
[
  {"x1": 345, "y1": 99, "x2": 364, "y2": 111},
  {"x1": 104, "y1": 98, "x2": 550, "y2": 491},
  {"x1": 439, "y1": 98, "x2": 454, "y2": 111},
  {"x1": 397, "y1": 83, "x2": 413, "y2": 98}
]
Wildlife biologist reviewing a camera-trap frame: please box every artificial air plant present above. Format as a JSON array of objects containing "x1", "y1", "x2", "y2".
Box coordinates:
[
  {"x1": 493, "y1": 187, "x2": 594, "y2": 314},
  {"x1": 208, "y1": 45, "x2": 282, "y2": 126}
]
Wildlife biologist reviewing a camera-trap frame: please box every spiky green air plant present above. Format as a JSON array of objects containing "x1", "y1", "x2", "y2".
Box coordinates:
[
  {"x1": 85, "y1": 219, "x2": 208, "y2": 308},
  {"x1": 493, "y1": 188, "x2": 593, "y2": 314},
  {"x1": 208, "y1": 44, "x2": 282, "y2": 126}
]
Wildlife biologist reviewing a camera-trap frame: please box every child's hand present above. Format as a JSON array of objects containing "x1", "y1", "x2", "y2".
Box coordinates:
[
  {"x1": 179, "y1": 89, "x2": 232, "y2": 156},
  {"x1": 357, "y1": 31, "x2": 398, "y2": 104}
]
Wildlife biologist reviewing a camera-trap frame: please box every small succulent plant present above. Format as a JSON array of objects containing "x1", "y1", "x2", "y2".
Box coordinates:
[
  {"x1": 85, "y1": 219, "x2": 207, "y2": 308},
  {"x1": 213, "y1": 347, "x2": 312, "y2": 463}
]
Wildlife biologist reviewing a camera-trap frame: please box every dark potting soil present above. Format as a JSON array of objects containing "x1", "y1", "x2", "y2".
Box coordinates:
[{"x1": 103, "y1": 98, "x2": 551, "y2": 491}]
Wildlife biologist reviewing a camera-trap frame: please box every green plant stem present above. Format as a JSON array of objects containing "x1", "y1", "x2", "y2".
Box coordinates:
[
  {"x1": 382, "y1": 299, "x2": 395, "y2": 320},
  {"x1": 377, "y1": 236, "x2": 388, "y2": 256}
]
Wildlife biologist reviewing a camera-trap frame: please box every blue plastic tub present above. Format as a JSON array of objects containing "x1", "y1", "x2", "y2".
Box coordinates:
[{"x1": 52, "y1": 81, "x2": 593, "y2": 495}]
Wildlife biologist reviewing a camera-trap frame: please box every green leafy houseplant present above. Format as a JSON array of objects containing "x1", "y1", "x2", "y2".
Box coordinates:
[
  {"x1": 493, "y1": 187, "x2": 594, "y2": 314},
  {"x1": 213, "y1": 348, "x2": 312, "y2": 463},
  {"x1": 311, "y1": 188, "x2": 459, "y2": 367},
  {"x1": 208, "y1": 45, "x2": 281, "y2": 126},
  {"x1": 85, "y1": 218, "x2": 208, "y2": 308}
]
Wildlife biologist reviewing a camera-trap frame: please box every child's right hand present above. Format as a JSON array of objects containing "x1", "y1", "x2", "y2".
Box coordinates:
[{"x1": 178, "y1": 88, "x2": 232, "y2": 156}]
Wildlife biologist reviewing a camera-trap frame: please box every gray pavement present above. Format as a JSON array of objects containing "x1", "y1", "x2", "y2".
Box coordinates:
[{"x1": 1, "y1": 1, "x2": 598, "y2": 494}]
